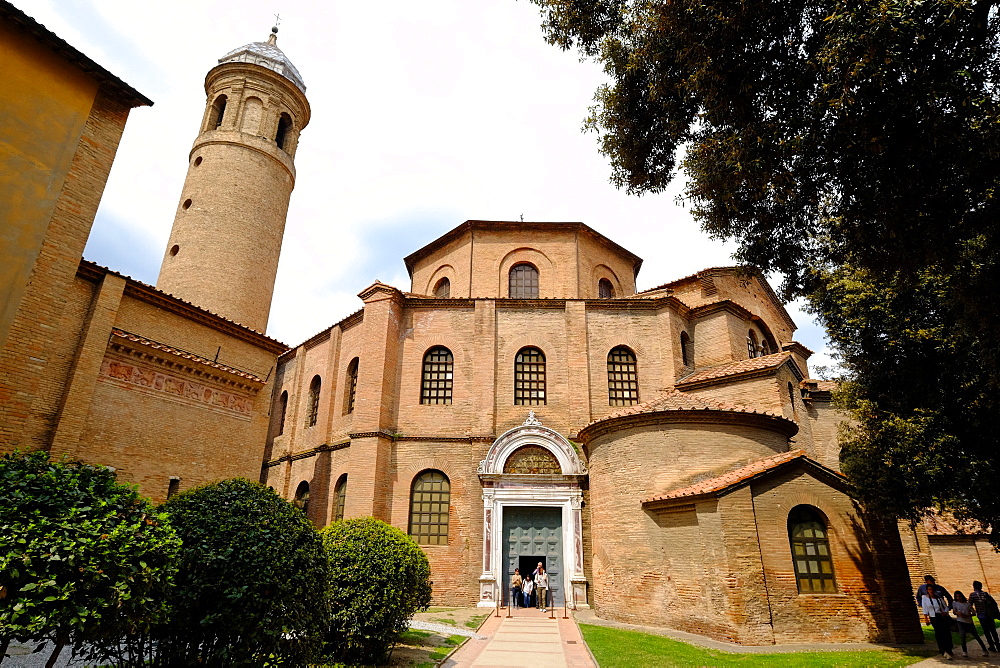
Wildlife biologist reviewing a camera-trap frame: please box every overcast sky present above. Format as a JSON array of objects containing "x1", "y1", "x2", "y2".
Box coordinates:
[{"x1": 17, "y1": 0, "x2": 834, "y2": 370}]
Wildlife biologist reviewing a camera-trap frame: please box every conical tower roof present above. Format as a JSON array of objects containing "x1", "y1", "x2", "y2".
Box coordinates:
[{"x1": 218, "y1": 27, "x2": 305, "y2": 93}]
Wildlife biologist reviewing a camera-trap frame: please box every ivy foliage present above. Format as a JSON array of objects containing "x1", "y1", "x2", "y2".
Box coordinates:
[
  {"x1": 0, "y1": 450, "x2": 179, "y2": 663},
  {"x1": 530, "y1": 0, "x2": 1000, "y2": 535},
  {"x1": 153, "y1": 478, "x2": 329, "y2": 666},
  {"x1": 321, "y1": 517, "x2": 432, "y2": 664}
]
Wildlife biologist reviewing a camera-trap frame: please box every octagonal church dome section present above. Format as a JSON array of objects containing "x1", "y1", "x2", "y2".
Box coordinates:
[{"x1": 218, "y1": 28, "x2": 306, "y2": 93}]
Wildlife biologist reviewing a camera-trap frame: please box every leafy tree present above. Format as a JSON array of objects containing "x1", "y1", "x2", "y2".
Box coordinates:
[
  {"x1": 152, "y1": 478, "x2": 328, "y2": 666},
  {"x1": 321, "y1": 517, "x2": 432, "y2": 664},
  {"x1": 0, "y1": 450, "x2": 179, "y2": 668},
  {"x1": 529, "y1": 0, "x2": 1000, "y2": 534}
]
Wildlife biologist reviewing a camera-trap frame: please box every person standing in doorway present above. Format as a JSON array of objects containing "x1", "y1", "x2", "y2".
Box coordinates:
[
  {"x1": 970, "y1": 581, "x2": 1000, "y2": 652},
  {"x1": 536, "y1": 565, "x2": 549, "y2": 613},
  {"x1": 510, "y1": 568, "x2": 523, "y2": 609},
  {"x1": 922, "y1": 585, "x2": 955, "y2": 660}
]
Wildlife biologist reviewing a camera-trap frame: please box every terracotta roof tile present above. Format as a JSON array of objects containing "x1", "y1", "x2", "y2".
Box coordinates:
[
  {"x1": 111, "y1": 329, "x2": 264, "y2": 383},
  {"x1": 582, "y1": 389, "x2": 781, "y2": 433},
  {"x1": 676, "y1": 353, "x2": 792, "y2": 387},
  {"x1": 643, "y1": 449, "x2": 809, "y2": 504},
  {"x1": 922, "y1": 511, "x2": 985, "y2": 536},
  {"x1": 805, "y1": 379, "x2": 839, "y2": 392}
]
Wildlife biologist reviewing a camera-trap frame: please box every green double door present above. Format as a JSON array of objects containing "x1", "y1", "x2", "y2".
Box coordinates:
[{"x1": 502, "y1": 506, "x2": 562, "y2": 607}]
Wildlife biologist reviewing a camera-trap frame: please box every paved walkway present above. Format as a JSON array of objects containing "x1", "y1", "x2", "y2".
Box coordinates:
[{"x1": 445, "y1": 607, "x2": 596, "y2": 667}]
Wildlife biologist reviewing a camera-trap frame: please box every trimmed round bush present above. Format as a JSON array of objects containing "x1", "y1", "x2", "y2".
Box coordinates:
[
  {"x1": 0, "y1": 450, "x2": 179, "y2": 666},
  {"x1": 155, "y1": 478, "x2": 328, "y2": 666},
  {"x1": 321, "y1": 517, "x2": 432, "y2": 664}
]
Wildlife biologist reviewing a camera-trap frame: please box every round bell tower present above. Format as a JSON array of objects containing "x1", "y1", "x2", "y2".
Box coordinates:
[{"x1": 156, "y1": 27, "x2": 311, "y2": 332}]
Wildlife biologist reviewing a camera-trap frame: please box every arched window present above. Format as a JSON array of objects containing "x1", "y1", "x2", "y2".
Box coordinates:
[
  {"x1": 421, "y1": 347, "x2": 453, "y2": 405},
  {"x1": 789, "y1": 506, "x2": 836, "y2": 593},
  {"x1": 293, "y1": 480, "x2": 310, "y2": 517},
  {"x1": 276, "y1": 113, "x2": 292, "y2": 150},
  {"x1": 277, "y1": 390, "x2": 288, "y2": 435},
  {"x1": 747, "y1": 330, "x2": 759, "y2": 359},
  {"x1": 208, "y1": 95, "x2": 227, "y2": 129},
  {"x1": 409, "y1": 470, "x2": 450, "y2": 545},
  {"x1": 434, "y1": 277, "x2": 451, "y2": 298},
  {"x1": 788, "y1": 382, "x2": 797, "y2": 413},
  {"x1": 509, "y1": 263, "x2": 539, "y2": 299},
  {"x1": 345, "y1": 358, "x2": 359, "y2": 415},
  {"x1": 598, "y1": 278, "x2": 615, "y2": 299},
  {"x1": 514, "y1": 347, "x2": 546, "y2": 405},
  {"x1": 306, "y1": 375, "x2": 321, "y2": 427},
  {"x1": 761, "y1": 338, "x2": 772, "y2": 356},
  {"x1": 607, "y1": 346, "x2": 639, "y2": 406},
  {"x1": 680, "y1": 331, "x2": 693, "y2": 367},
  {"x1": 333, "y1": 474, "x2": 348, "y2": 522}
]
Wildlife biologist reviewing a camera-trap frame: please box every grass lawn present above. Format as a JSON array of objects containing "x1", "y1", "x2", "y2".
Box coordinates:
[{"x1": 579, "y1": 624, "x2": 937, "y2": 667}]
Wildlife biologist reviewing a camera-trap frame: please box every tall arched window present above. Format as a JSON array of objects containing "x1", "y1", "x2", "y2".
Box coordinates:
[
  {"x1": 789, "y1": 505, "x2": 836, "y2": 593},
  {"x1": 434, "y1": 277, "x2": 451, "y2": 298},
  {"x1": 333, "y1": 474, "x2": 348, "y2": 522},
  {"x1": 409, "y1": 470, "x2": 450, "y2": 545},
  {"x1": 788, "y1": 382, "x2": 797, "y2": 413},
  {"x1": 277, "y1": 390, "x2": 288, "y2": 435},
  {"x1": 421, "y1": 347, "x2": 453, "y2": 404},
  {"x1": 306, "y1": 375, "x2": 321, "y2": 427},
  {"x1": 345, "y1": 358, "x2": 359, "y2": 415},
  {"x1": 680, "y1": 331, "x2": 693, "y2": 367},
  {"x1": 275, "y1": 113, "x2": 292, "y2": 150},
  {"x1": 514, "y1": 347, "x2": 546, "y2": 405},
  {"x1": 208, "y1": 95, "x2": 227, "y2": 129},
  {"x1": 598, "y1": 278, "x2": 615, "y2": 299},
  {"x1": 293, "y1": 480, "x2": 310, "y2": 517},
  {"x1": 747, "y1": 330, "x2": 759, "y2": 359},
  {"x1": 509, "y1": 263, "x2": 539, "y2": 299},
  {"x1": 607, "y1": 346, "x2": 639, "y2": 406}
]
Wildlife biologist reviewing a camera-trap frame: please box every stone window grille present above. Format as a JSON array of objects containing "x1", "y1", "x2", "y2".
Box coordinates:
[
  {"x1": 514, "y1": 347, "x2": 546, "y2": 405},
  {"x1": 345, "y1": 358, "x2": 359, "y2": 414},
  {"x1": 293, "y1": 480, "x2": 310, "y2": 517},
  {"x1": 409, "y1": 470, "x2": 450, "y2": 545},
  {"x1": 434, "y1": 277, "x2": 451, "y2": 298},
  {"x1": 334, "y1": 474, "x2": 348, "y2": 522},
  {"x1": 598, "y1": 278, "x2": 615, "y2": 299},
  {"x1": 421, "y1": 347, "x2": 454, "y2": 405},
  {"x1": 306, "y1": 375, "x2": 321, "y2": 427},
  {"x1": 747, "y1": 330, "x2": 759, "y2": 359},
  {"x1": 509, "y1": 263, "x2": 539, "y2": 299},
  {"x1": 789, "y1": 505, "x2": 837, "y2": 593},
  {"x1": 277, "y1": 390, "x2": 288, "y2": 435},
  {"x1": 607, "y1": 346, "x2": 639, "y2": 406}
]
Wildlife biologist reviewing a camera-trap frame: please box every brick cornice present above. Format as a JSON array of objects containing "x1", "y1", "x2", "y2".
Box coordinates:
[
  {"x1": 262, "y1": 439, "x2": 351, "y2": 467},
  {"x1": 579, "y1": 408, "x2": 798, "y2": 447}
]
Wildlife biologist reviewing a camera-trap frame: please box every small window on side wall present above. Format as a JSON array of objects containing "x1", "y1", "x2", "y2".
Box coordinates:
[
  {"x1": 421, "y1": 347, "x2": 454, "y2": 405},
  {"x1": 509, "y1": 264, "x2": 539, "y2": 299},
  {"x1": 334, "y1": 474, "x2": 348, "y2": 522},
  {"x1": 598, "y1": 278, "x2": 615, "y2": 299},
  {"x1": 276, "y1": 113, "x2": 292, "y2": 150},
  {"x1": 789, "y1": 505, "x2": 836, "y2": 593},
  {"x1": 607, "y1": 346, "x2": 639, "y2": 406},
  {"x1": 345, "y1": 358, "x2": 359, "y2": 415},
  {"x1": 208, "y1": 95, "x2": 227, "y2": 130},
  {"x1": 747, "y1": 330, "x2": 759, "y2": 359},
  {"x1": 680, "y1": 331, "x2": 693, "y2": 367},
  {"x1": 434, "y1": 277, "x2": 451, "y2": 298},
  {"x1": 293, "y1": 480, "x2": 310, "y2": 517},
  {"x1": 306, "y1": 375, "x2": 321, "y2": 427},
  {"x1": 277, "y1": 390, "x2": 288, "y2": 435}
]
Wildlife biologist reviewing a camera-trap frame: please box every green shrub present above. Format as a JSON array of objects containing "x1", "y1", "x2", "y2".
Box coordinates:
[
  {"x1": 321, "y1": 517, "x2": 432, "y2": 664},
  {"x1": 154, "y1": 478, "x2": 328, "y2": 666},
  {"x1": 0, "y1": 450, "x2": 179, "y2": 666}
]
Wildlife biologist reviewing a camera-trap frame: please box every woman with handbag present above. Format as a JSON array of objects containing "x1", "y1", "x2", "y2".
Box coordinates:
[
  {"x1": 922, "y1": 586, "x2": 956, "y2": 659},
  {"x1": 953, "y1": 591, "x2": 989, "y2": 658}
]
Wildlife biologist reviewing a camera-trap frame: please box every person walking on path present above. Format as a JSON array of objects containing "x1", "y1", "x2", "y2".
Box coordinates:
[
  {"x1": 922, "y1": 585, "x2": 956, "y2": 660},
  {"x1": 953, "y1": 590, "x2": 990, "y2": 658},
  {"x1": 917, "y1": 574, "x2": 954, "y2": 609},
  {"x1": 536, "y1": 565, "x2": 549, "y2": 613},
  {"x1": 510, "y1": 568, "x2": 523, "y2": 609},
  {"x1": 522, "y1": 574, "x2": 534, "y2": 609},
  {"x1": 970, "y1": 580, "x2": 1000, "y2": 652}
]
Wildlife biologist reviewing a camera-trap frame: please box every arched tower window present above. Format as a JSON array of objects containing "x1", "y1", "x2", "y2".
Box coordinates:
[
  {"x1": 434, "y1": 277, "x2": 451, "y2": 298},
  {"x1": 421, "y1": 347, "x2": 454, "y2": 405},
  {"x1": 277, "y1": 390, "x2": 288, "y2": 435},
  {"x1": 509, "y1": 263, "x2": 539, "y2": 299},
  {"x1": 761, "y1": 339, "x2": 772, "y2": 355},
  {"x1": 789, "y1": 505, "x2": 836, "y2": 593},
  {"x1": 333, "y1": 474, "x2": 348, "y2": 522},
  {"x1": 344, "y1": 358, "x2": 359, "y2": 415},
  {"x1": 607, "y1": 346, "x2": 639, "y2": 406},
  {"x1": 747, "y1": 330, "x2": 759, "y2": 359},
  {"x1": 409, "y1": 470, "x2": 450, "y2": 545},
  {"x1": 514, "y1": 347, "x2": 546, "y2": 405},
  {"x1": 598, "y1": 278, "x2": 615, "y2": 299},
  {"x1": 293, "y1": 480, "x2": 310, "y2": 517},
  {"x1": 788, "y1": 382, "x2": 797, "y2": 413},
  {"x1": 276, "y1": 113, "x2": 292, "y2": 150},
  {"x1": 680, "y1": 331, "x2": 693, "y2": 367},
  {"x1": 208, "y1": 95, "x2": 227, "y2": 130},
  {"x1": 306, "y1": 375, "x2": 321, "y2": 427}
]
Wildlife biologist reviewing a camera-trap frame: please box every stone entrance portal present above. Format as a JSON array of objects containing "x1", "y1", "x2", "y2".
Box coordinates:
[{"x1": 477, "y1": 413, "x2": 588, "y2": 608}]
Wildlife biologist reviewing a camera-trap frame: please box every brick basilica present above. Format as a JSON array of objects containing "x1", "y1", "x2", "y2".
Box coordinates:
[{"x1": 3, "y1": 2, "x2": 994, "y2": 646}]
